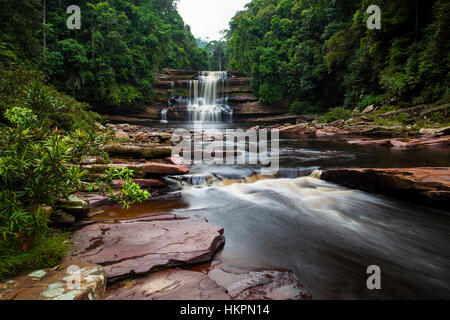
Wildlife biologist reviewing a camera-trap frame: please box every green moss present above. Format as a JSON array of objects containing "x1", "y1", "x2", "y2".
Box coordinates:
[{"x1": 0, "y1": 232, "x2": 69, "y2": 280}]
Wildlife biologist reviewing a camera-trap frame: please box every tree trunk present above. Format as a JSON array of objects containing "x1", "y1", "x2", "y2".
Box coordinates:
[{"x1": 43, "y1": 0, "x2": 46, "y2": 61}]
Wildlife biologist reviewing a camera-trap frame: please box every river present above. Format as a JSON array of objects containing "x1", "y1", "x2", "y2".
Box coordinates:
[{"x1": 103, "y1": 118, "x2": 450, "y2": 300}]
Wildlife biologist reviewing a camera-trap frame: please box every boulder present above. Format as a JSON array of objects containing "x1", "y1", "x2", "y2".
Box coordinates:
[
  {"x1": 362, "y1": 105, "x2": 375, "y2": 114},
  {"x1": 420, "y1": 126, "x2": 450, "y2": 137},
  {"x1": 321, "y1": 167, "x2": 450, "y2": 210},
  {"x1": 278, "y1": 123, "x2": 310, "y2": 136},
  {"x1": 102, "y1": 144, "x2": 172, "y2": 159},
  {"x1": 56, "y1": 195, "x2": 90, "y2": 220},
  {"x1": 70, "y1": 216, "x2": 226, "y2": 279},
  {"x1": 105, "y1": 269, "x2": 230, "y2": 300},
  {"x1": 0, "y1": 261, "x2": 106, "y2": 300},
  {"x1": 115, "y1": 129, "x2": 129, "y2": 139}
]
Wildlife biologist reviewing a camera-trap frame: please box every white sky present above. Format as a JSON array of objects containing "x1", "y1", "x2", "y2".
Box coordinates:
[{"x1": 177, "y1": 0, "x2": 250, "y2": 41}]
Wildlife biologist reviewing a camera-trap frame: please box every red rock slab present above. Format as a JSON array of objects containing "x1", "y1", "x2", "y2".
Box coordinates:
[
  {"x1": 346, "y1": 136, "x2": 450, "y2": 147},
  {"x1": 321, "y1": 167, "x2": 450, "y2": 210},
  {"x1": 105, "y1": 269, "x2": 230, "y2": 300},
  {"x1": 209, "y1": 266, "x2": 311, "y2": 300},
  {"x1": 0, "y1": 261, "x2": 106, "y2": 300},
  {"x1": 83, "y1": 162, "x2": 190, "y2": 176},
  {"x1": 70, "y1": 216, "x2": 225, "y2": 279}
]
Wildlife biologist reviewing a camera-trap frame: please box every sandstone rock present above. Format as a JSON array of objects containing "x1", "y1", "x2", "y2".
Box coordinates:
[
  {"x1": 81, "y1": 156, "x2": 105, "y2": 165},
  {"x1": 50, "y1": 212, "x2": 76, "y2": 226},
  {"x1": 0, "y1": 261, "x2": 106, "y2": 300},
  {"x1": 321, "y1": 167, "x2": 450, "y2": 210},
  {"x1": 420, "y1": 126, "x2": 450, "y2": 137},
  {"x1": 56, "y1": 195, "x2": 90, "y2": 220},
  {"x1": 346, "y1": 136, "x2": 450, "y2": 148},
  {"x1": 328, "y1": 119, "x2": 345, "y2": 128},
  {"x1": 83, "y1": 162, "x2": 190, "y2": 177},
  {"x1": 101, "y1": 144, "x2": 172, "y2": 159},
  {"x1": 362, "y1": 105, "x2": 375, "y2": 114},
  {"x1": 105, "y1": 269, "x2": 230, "y2": 300},
  {"x1": 70, "y1": 216, "x2": 225, "y2": 279},
  {"x1": 278, "y1": 123, "x2": 310, "y2": 136},
  {"x1": 115, "y1": 129, "x2": 129, "y2": 139},
  {"x1": 209, "y1": 266, "x2": 311, "y2": 300}
]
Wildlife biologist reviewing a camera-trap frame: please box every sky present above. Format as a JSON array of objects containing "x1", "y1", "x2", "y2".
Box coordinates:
[{"x1": 177, "y1": 0, "x2": 250, "y2": 41}]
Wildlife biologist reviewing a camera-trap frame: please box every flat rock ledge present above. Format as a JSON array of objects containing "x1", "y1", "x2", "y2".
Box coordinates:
[
  {"x1": 0, "y1": 261, "x2": 106, "y2": 300},
  {"x1": 70, "y1": 215, "x2": 225, "y2": 279},
  {"x1": 105, "y1": 267, "x2": 311, "y2": 300},
  {"x1": 320, "y1": 167, "x2": 450, "y2": 210}
]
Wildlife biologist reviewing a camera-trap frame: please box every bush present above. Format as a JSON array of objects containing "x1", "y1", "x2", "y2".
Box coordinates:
[
  {"x1": 0, "y1": 232, "x2": 69, "y2": 280},
  {"x1": 316, "y1": 107, "x2": 353, "y2": 123},
  {"x1": 0, "y1": 106, "x2": 87, "y2": 248},
  {"x1": 290, "y1": 101, "x2": 318, "y2": 114},
  {"x1": 0, "y1": 64, "x2": 100, "y2": 131},
  {"x1": 358, "y1": 94, "x2": 386, "y2": 110}
]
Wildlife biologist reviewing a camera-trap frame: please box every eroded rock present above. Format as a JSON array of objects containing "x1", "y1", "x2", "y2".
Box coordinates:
[
  {"x1": 70, "y1": 216, "x2": 225, "y2": 279},
  {"x1": 321, "y1": 167, "x2": 450, "y2": 210},
  {"x1": 105, "y1": 269, "x2": 230, "y2": 300},
  {"x1": 0, "y1": 261, "x2": 106, "y2": 300},
  {"x1": 209, "y1": 266, "x2": 311, "y2": 300}
]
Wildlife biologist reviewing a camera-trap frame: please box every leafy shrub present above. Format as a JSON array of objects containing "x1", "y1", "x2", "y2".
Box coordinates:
[
  {"x1": 96, "y1": 168, "x2": 151, "y2": 209},
  {"x1": 0, "y1": 232, "x2": 69, "y2": 280},
  {"x1": 316, "y1": 107, "x2": 353, "y2": 123},
  {"x1": 0, "y1": 106, "x2": 87, "y2": 248},
  {"x1": 358, "y1": 94, "x2": 386, "y2": 110},
  {"x1": 290, "y1": 101, "x2": 318, "y2": 114},
  {"x1": 258, "y1": 83, "x2": 283, "y2": 103}
]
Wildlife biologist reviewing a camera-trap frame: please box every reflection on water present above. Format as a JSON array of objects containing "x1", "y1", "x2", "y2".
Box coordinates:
[
  {"x1": 88, "y1": 198, "x2": 189, "y2": 221},
  {"x1": 177, "y1": 177, "x2": 450, "y2": 299}
]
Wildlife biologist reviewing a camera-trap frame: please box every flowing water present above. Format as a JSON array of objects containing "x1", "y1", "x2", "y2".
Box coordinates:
[
  {"x1": 113, "y1": 73, "x2": 450, "y2": 299},
  {"x1": 162, "y1": 71, "x2": 233, "y2": 123}
]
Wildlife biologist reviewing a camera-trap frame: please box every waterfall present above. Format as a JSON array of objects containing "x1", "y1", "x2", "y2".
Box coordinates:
[
  {"x1": 160, "y1": 108, "x2": 168, "y2": 124},
  {"x1": 163, "y1": 71, "x2": 232, "y2": 123},
  {"x1": 187, "y1": 71, "x2": 232, "y2": 122},
  {"x1": 310, "y1": 170, "x2": 323, "y2": 179}
]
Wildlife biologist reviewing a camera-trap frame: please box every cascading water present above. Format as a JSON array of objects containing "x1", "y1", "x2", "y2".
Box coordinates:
[{"x1": 162, "y1": 71, "x2": 233, "y2": 123}]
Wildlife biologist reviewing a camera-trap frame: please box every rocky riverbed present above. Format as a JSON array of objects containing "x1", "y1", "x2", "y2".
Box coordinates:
[{"x1": 1, "y1": 112, "x2": 449, "y2": 300}]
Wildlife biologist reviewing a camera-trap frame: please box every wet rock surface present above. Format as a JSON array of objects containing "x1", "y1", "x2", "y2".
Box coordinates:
[
  {"x1": 321, "y1": 167, "x2": 450, "y2": 210},
  {"x1": 0, "y1": 261, "x2": 106, "y2": 300},
  {"x1": 105, "y1": 269, "x2": 230, "y2": 300},
  {"x1": 70, "y1": 215, "x2": 226, "y2": 279},
  {"x1": 209, "y1": 265, "x2": 312, "y2": 300},
  {"x1": 104, "y1": 266, "x2": 311, "y2": 300}
]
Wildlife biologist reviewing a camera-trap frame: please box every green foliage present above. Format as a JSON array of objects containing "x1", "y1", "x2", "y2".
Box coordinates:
[
  {"x1": 98, "y1": 168, "x2": 151, "y2": 209},
  {"x1": 0, "y1": 0, "x2": 206, "y2": 109},
  {"x1": 358, "y1": 94, "x2": 386, "y2": 110},
  {"x1": 316, "y1": 107, "x2": 353, "y2": 123},
  {"x1": 290, "y1": 101, "x2": 318, "y2": 115},
  {"x1": 0, "y1": 232, "x2": 69, "y2": 280},
  {"x1": 0, "y1": 105, "x2": 88, "y2": 246},
  {"x1": 228, "y1": 0, "x2": 449, "y2": 111}
]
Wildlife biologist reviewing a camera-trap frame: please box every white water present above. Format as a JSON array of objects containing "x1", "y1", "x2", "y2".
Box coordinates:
[
  {"x1": 163, "y1": 71, "x2": 233, "y2": 123},
  {"x1": 178, "y1": 176, "x2": 450, "y2": 299}
]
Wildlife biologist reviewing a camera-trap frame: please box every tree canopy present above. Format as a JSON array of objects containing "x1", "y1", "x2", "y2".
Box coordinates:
[{"x1": 227, "y1": 0, "x2": 449, "y2": 112}]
